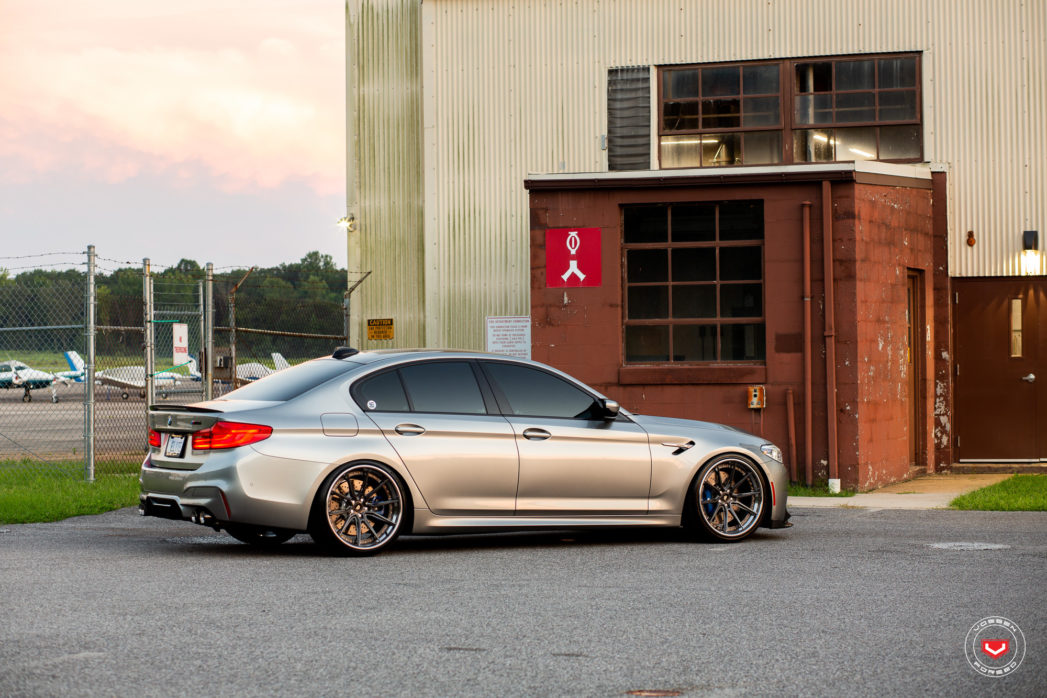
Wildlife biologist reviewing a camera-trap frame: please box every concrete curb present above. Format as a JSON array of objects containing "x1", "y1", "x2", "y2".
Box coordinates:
[{"x1": 788, "y1": 473, "x2": 1013, "y2": 510}]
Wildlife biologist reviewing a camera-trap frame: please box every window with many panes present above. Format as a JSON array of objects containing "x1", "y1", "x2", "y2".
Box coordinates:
[
  {"x1": 623, "y1": 201, "x2": 765, "y2": 363},
  {"x1": 660, "y1": 53, "x2": 921, "y2": 168}
]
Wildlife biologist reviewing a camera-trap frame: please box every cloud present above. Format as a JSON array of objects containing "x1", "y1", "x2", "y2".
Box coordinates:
[{"x1": 0, "y1": 0, "x2": 345, "y2": 196}]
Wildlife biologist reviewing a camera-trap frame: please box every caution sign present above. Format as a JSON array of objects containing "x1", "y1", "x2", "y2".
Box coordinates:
[{"x1": 367, "y1": 318, "x2": 394, "y2": 341}]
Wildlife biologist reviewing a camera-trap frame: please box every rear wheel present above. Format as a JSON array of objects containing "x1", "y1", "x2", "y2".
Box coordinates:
[
  {"x1": 309, "y1": 462, "x2": 405, "y2": 556},
  {"x1": 687, "y1": 454, "x2": 766, "y2": 542},
  {"x1": 223, "y1": 523, "x2": 295, "y2": 547}
]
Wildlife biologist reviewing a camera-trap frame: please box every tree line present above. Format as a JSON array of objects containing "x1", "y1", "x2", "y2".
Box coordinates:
[{"x1": 0, "y1": 252, "x2": 347, "y2": 357}]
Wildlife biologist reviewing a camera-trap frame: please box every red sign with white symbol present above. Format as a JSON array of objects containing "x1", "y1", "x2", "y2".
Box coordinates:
[
  {"x1": 545, "y1": 228, "x2": 601, "y2": 288},
  {"x1": 982, "y1": 640, "x2": 1009, "y2": 657}
]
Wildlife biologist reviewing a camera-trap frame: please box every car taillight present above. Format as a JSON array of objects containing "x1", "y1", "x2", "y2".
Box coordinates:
[
  {"x1": 148, "y1": 429, "x2": 161, "y2": 448},
  {"x1": 192, "y1": 421, "x2": 272, "y2": 450}
]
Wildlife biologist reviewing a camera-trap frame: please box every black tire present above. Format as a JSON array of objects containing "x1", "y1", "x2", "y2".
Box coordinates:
[
  {"x1": 686, "y1": 453, "x2": 767, "y2": 542},
  {"x1": 223, "y1": 523, "x2": 295, "y2": 547},
  {"x1": 309, "y1": 461, "x2": 406, "y2": 556}
]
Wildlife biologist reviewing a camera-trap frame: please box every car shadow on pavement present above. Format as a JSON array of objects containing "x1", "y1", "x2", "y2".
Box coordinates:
[{"x1": 157, "y1": 525, "x2": 789, "y2": 557}]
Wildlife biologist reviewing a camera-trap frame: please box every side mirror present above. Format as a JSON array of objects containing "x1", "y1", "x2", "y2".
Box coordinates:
[{"x1": 601, "y1": 399, "x2": 620, "y2": 420}]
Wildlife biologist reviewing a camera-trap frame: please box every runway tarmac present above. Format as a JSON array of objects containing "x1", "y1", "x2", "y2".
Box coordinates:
[{"x1": 0, "y1": 382, "x2": 205, "y2": 460}]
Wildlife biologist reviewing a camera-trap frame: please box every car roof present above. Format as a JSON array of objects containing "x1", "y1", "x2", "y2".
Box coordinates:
[
  {"x1": 343, "y1": 348, "x2": 520, "y2": 366},
  {"x1": 336, "y1": 349, "x2": 607, "y2": 398}
]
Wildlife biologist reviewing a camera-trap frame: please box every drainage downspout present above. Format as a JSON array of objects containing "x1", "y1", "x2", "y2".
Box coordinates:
[
  {"x1": 802, "y1": 201, "x2": 813, "y2": 486},
  {"x1": 821, "y1": 180, "x2": 840, "y2": 488}
]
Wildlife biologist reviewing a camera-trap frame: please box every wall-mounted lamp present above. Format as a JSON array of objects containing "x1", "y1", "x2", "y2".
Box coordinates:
[
  {"x1": 1021, "y1": 230, "x2": 1041, "y2": 275},
  {"x1": 337, "y1": 214, "x2": 357, "y2": 233}
]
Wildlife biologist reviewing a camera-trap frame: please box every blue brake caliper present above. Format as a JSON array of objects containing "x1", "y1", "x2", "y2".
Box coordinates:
[{"x1": 702, "y1": 485, "x2": 716, "y2": 516}]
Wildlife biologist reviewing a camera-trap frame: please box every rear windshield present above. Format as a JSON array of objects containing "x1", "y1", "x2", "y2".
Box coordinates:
[{"x1": 219, "y1": 359, "x2": 359, "y2": 402}]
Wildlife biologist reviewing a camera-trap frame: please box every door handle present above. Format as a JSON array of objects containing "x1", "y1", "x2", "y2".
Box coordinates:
[
  {"x1": 1021, "y1": 373, "x2": 1036, "y2": 383},
  {"x1": 394, "y1": 424, "x2": 425, "y2": 435},
  {"x1": 522, "y1": 428, "x2": 551, "y2": 441}
]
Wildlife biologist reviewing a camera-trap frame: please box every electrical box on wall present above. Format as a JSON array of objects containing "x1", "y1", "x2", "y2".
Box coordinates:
[{"x1": 747, "y1": 385, "x2": 766, "y2": 409}]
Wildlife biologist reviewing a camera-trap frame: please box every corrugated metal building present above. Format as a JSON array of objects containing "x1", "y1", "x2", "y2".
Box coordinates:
[{"x1": 343, "y1": 0, "x2": 1046, "y2": 487}]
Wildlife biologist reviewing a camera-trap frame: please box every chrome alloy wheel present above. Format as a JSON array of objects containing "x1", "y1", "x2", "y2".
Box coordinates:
[
  {"x1": 695, "y1": 455, "x2": 765, "y2": 541},
  {"x1": 323, "y1": 463, "x2": 404, "y2": 553}
]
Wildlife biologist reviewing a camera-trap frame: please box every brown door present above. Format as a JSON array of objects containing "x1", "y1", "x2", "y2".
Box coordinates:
[
  {"x1": 955, "y1": 279, "x2": 1046, "y2": 461},
  {"x1": 906, "y1": 271, "x2": 925, "y2": 467}
]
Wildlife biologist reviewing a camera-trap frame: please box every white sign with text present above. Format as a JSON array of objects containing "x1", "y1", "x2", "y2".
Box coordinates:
[
  {"x1": 172, "y1": 323, "x2": 189, "y2": 366},
  {"x1": 485, "y1": 316, "x2": 531, "y2": 360}
]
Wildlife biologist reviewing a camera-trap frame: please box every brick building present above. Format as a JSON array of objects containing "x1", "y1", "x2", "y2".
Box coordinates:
[{"x1": 343, "y1": 1, "x2": 1046, "y2": 489}]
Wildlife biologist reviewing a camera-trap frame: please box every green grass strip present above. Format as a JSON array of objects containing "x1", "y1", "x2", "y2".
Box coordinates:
[
  {"x1": 0, "y1": 461, "x2": 142, "y2": 524},
  {"x1": 950, "y1": 474, "x2": 1047, "y2": 511},
  {"x1": 788, "y1": 480, "x2": 856, "y2": 497}
]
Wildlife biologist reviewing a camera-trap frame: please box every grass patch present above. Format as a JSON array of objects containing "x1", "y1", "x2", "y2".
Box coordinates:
[
  {"x1": 788, "y1": 480, "x2": 856, "y2": 497},
  {"x1": 0, "y1": 460, "x2": 141, "y2": 524},
  {"x1": 949, "y1": 474, "x2": 1047, "y2": 511}
]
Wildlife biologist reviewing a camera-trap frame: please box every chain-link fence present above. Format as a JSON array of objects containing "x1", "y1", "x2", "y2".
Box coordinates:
[
  {"x1": 0, "y1": 248, "x2": 350, "y2": 482},
  {"x1": 0, "y1": 265, "x2": 87, "y2": 480},
  {"x1": 211, "y1": 270, "x2": 347, "y2": 394}
]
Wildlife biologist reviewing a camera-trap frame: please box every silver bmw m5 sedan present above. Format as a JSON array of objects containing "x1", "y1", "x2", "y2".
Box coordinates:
[{"x1": 140, "y1": 348, "x2": 791, "y2": 555}]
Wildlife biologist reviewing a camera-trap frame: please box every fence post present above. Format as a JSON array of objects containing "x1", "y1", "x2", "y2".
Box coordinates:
[
  {"x1": 143, "y1": 258, "x2": 155, "y2": 407},
  {"x1": 345, "y1": 271, "x2": 371, "y2": 348},
  {"x1": 228, "y1": 267, "x2": 255, "y2": 389},
  {"x1": 343, "y1": 292, "x2": 350, "y2": 345},
  {"x1": 205, "y1": 263, "x2": 214, "y2": 400},
  {"x1": 85, "y1": 245, "x2": 96, "y2": 482},
  {"x1": 197, "y1": 279, "x2": 204, "y2": 389}
]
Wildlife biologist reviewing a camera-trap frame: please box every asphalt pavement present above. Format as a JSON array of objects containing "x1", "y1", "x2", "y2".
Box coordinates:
[{"x1": 0, "y1": 505, "x2": 1043, "y2": 696}]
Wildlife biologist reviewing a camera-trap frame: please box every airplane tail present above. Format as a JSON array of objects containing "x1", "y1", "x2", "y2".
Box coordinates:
[
  {"x1": 272, "y1": 352, "x2": 290, "y2": 370},
  {"x1": 63, "y1": 351, "x2": 86, "y2": 381},
  {"x1": 65, "y1": 350, "x2": 85, "y2": 372}
]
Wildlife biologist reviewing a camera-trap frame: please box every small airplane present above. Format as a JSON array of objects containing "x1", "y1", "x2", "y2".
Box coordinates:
[
  {"x1": 231, "y1": 353, "x2": 291, "y2": 382},
  {"x1": 60, "y1": 351, "x2": 292, "y2": 398},
  {"x1": 0, "y1": 358, "x2": 80, "y2": 403},
  {"x1": 65, "y1": 351, "x2": 188, "y2": 400}
]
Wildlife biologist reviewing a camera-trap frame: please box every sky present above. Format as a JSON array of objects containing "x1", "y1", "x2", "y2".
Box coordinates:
[{"x1": 0, "y1": 0, "x2": 347, "y2": 275}]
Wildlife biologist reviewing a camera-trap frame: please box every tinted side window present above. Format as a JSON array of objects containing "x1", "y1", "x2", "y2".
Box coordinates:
[
  {"x1": 483, "y1": 362, "x2": 601, "y2": 419},
  {"x1": 355, "y1": 370, "x2": 409, "y2": 412},
  {"x1": 399, "y1": 362, "x2": 487, "y2": 414}
]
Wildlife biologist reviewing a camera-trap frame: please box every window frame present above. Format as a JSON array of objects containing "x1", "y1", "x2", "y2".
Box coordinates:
[
  {"x1": 351, "y1": 360, "x2": 498, "y2": 416},
  {"x1": 478, "y1": 359, "x2": 608, "y2": 421},
  {"x1": 658, "y1": 52, "x2": 922, "y2": 168},
  {"x1": 621, "y1": 201, "x2": 766, "y2": 365}
]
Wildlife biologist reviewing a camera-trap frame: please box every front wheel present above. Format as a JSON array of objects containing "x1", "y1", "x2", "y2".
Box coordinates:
[
  {"x1": 309, "y1": 462, "x2": 405, "y2": 556},
  {"x1": 687, "y1": 454, "x2": 766, "y2": 542},
  {"x1": 223, "y1": 523, "x2": 295, "y2": 547}
]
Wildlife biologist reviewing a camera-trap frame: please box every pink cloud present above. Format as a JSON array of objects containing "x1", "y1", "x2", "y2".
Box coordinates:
[{"x1": 0, "y1": 0, "x2": 345, "y2": 195}]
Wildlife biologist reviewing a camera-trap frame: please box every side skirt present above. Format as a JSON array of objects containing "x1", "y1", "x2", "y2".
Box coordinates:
[{"x1": 411, "y1": 510, "x2": 682, "y2": 535}]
